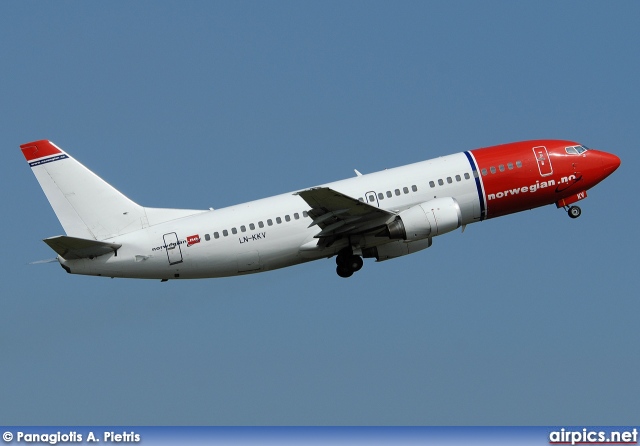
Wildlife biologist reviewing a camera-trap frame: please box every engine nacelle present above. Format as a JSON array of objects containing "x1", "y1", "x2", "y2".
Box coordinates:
[
  {"x1": 362, "y1": 238, "x2": 432, "y2": 261},
  {"x1": 385, "y1": 197, "x2": 462, "y2": 241}
]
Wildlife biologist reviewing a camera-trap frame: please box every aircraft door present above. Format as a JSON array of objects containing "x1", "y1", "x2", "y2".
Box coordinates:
[
  {"x1": 364, "y1": 190, "x2": 380, "y2": 207},
  {"x1": 533, "y1": 146, "x2": 553, "y2": 177},
  {"x1": 163, "y1": 232, "x2": 183, "y2": 265}
]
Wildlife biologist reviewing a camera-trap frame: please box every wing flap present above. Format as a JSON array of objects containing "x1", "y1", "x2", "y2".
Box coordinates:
[
  {"x1": 296, "y1": 187, "x2": 396, "y2": 246},
  {"x1": 307, "y1": 209, "x2": 350, "y2": 228},
  {"x1": 43, "y1": 235, "x2": 121, "y2": 260},
  {"x1": 297, "y1": 187, "x2": 380, "y2": 218}
]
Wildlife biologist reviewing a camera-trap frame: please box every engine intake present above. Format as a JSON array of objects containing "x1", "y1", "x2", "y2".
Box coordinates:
[{"x1": 382, "y1": 197, "x2": 462, "y2": 241}]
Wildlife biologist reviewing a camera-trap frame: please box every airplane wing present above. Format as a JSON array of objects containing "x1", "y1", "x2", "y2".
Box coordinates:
[
  {"x1": 295, "y1": 187, "x2": 397, "y2": 247},
  {"x1": 43, "y1": 235, "x2": 122, "y2": 260}
]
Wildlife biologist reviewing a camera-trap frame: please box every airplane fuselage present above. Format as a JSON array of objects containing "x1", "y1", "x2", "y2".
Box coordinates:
[{"x1": 38, "y1": 139, "x2": 618, "y2": 280}]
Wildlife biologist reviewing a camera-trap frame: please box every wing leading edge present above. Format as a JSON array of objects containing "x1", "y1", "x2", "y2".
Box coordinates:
[{"x1": 295, "y1": 187, "x2": 396, "y2": 247}]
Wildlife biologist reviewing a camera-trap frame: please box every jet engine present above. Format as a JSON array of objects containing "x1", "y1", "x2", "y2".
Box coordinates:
[
  {"x1": 362, "y1": 197, "x2": 462, "y2": 262},
  {"x1": 382, "y1": 197, "x2": 462, "y2": 241}
]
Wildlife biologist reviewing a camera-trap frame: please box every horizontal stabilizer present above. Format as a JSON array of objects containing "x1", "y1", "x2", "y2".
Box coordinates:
[
  {"x1": 29, "y1": 258, "x2": 59, "y2": 265},
  {"x1": 43, "y1": 235, "x2": 122, "y2": 260}
]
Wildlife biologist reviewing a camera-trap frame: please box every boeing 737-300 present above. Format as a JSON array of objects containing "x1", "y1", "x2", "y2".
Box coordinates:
[{"x1": 21, "y1": 139, "x2": 620, "y2": 279}]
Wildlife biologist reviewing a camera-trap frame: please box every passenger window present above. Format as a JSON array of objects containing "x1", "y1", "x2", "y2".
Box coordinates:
[
  {"x1": 464, "y1": 172, "x2": 470, "y2": 179},
  {"x1": 438, "y1": 179, "x2": 444, "y2": 186},
  {"x1": 267, "y1": 219, "x2": 273, "y2": 226},
  {"x1": 411, "y1": 185, "x2": 417, "y2": 192},
  {"x1": 232, "y1": 227, "x2": 237, "y2": 234},
  {"x1": 507, "y1": 162, "x2": 513, "y2": 170},
  {"x1": 303, "y1": 211, "x2": 308, "y2": 217},
  {"x1": 294, "y1": 213, "x2": 299, "y2": 220},
  {"x1": 368, "y1": 194, "x2": 375, "y2": 202},
  {"x1": 378, "y1": 192, "x2": 384, "y2": 200},
  {"x1": 395, "y1": 189, "x2": 401, "y2": 196},
  {"x1": 386, "y1": 191, "x2": 392, "y2": 198},
  {"x1": 429, "y1": 181, "x2": 435, "y2": 188},
  {"x1": 403, "y1": 187, "x2": 409, "y2": 194},
  {"x1": 446, "y1": 177, "x2": 452, "y2": 184},
  {"x1": 214, "y1": 232, "x2": 220, "y2": 239},
  {"x1": 205, "y1": 234, "x2": 211, "y2": 241},
  {"x1": 240, "y1": 225, "x2": 246, "y2": 232},
  {"x1": 499, "y1": 164, "x2": 505, "y2": 172},
  {"x1": 249, "y1": 223, "x2": 255, "y2": 230},
  {"x1": 516, "y1": 160, "x2": 522, "y2": 168},
  {"x1": 285, "y1": 215, "x2": 291, "y2": 222},
  {"x1": 490, "y1": 166, "x2": 496, "y2": 174},
  {"x1": 481, "y1": 168, "x2": 487, "y2": 176},
  {"x1": 223, "y1": 229, "x2": 229, "y2": 237},
  {"x1": 358, "y1": 197, "x2": 364, "y2": 202},
  {"x1": 276, "y1": 217, "x2": 282, "y2": 224},
  {"x1": 455, "y1": 175, "x2": 461, "y2": 182},
  {"x1": 258, "y1": 221, "x2": 264, "y2": 228}
]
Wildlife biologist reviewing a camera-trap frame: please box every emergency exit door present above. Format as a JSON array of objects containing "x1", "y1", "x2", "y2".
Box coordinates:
[{"x1": 365, "y1": 190, "x2": 380, "y2": 207}]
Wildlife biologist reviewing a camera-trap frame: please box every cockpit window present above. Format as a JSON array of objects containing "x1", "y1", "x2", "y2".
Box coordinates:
[
  {"x1": 565, "y1": 145, "x2": 589, "y2": 155},
  {"x1": 565, "y1": 146, "x2": 579, "y2": 155}
]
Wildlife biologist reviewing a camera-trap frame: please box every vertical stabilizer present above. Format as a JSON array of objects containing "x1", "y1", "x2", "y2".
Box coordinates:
[{"x1": 21, "y1": 140, "x2": 147, "y2": 240}]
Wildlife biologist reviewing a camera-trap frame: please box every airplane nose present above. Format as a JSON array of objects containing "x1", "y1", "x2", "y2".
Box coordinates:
[{"x1": 601, "y1": 151, "x2": 621, "y2": 175}]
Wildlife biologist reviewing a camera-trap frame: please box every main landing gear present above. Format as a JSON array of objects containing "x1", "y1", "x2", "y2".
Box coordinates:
[
  {"x1": 335, "y1": 250, "x2": 363, "y2": 278},
  {"x1": 566, "y1": 205, "x2": 582, "y2": 219}
]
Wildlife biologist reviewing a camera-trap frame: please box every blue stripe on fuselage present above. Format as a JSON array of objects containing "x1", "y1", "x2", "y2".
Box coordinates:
[{"x1": 464, "y1": 151, "x2": 486, "y2": 221}]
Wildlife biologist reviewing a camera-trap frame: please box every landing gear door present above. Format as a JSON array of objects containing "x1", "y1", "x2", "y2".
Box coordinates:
[
  {"x1": 533, "y1": 146, "x2": 553, "y2": 177},
  {"x1": 163, "y1": 232, "x2": 183, "y2": 265}
]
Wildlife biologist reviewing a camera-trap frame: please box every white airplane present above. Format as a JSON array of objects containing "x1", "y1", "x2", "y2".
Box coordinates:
[{"x1": 21, "y1": 139, "x2": 620, "y2": 280}]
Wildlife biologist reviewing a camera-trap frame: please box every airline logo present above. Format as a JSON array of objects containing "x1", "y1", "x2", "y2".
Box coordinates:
[
  {"x1": 487, "y1": 179, "x2": 557, "y2": 200},
  {"x1": 27, "y1": 153, "x2": 69, "y2": 167},
  {"x1": 21, "y1": 140, "x2": 68, "y2": 167},
  {"x1": 486, "y1": 175, "x2": 582, "y2": 201},
  {"x1": 186, "y1": 235, "x2": 201, "y2": 246}
]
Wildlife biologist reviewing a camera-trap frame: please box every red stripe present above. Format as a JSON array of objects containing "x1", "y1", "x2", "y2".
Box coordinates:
[{"x1": 20, "y1": 140, "x2": 62, "y2": 161}]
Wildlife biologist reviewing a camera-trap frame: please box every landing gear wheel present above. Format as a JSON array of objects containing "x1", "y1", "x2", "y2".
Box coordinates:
[
  {"x1": 568, "y1": 206, "x2": 581, "y2": 219},
  {"x1": 335, "y1": 252, "x2": 363, "y2": 277},
  {"x1": 348, "y1": 255, "x2": 363, "y2": 272},
  {"x1": 336, "y1": 264, "x2": 354, "y2": 278}
]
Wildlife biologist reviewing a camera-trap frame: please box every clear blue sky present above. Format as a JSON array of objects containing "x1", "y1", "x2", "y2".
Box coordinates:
[{"x1": 1, "y1": 1, "x2": 638, "y2": 425}]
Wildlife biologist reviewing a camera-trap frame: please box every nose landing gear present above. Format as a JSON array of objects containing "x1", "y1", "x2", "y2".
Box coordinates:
[
  {"x1": 335, "y1": 250, "x2": 363, "y2": 278},
  {"x1": 567, "y1": 205, "x2": 581, "y2": 219}
]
